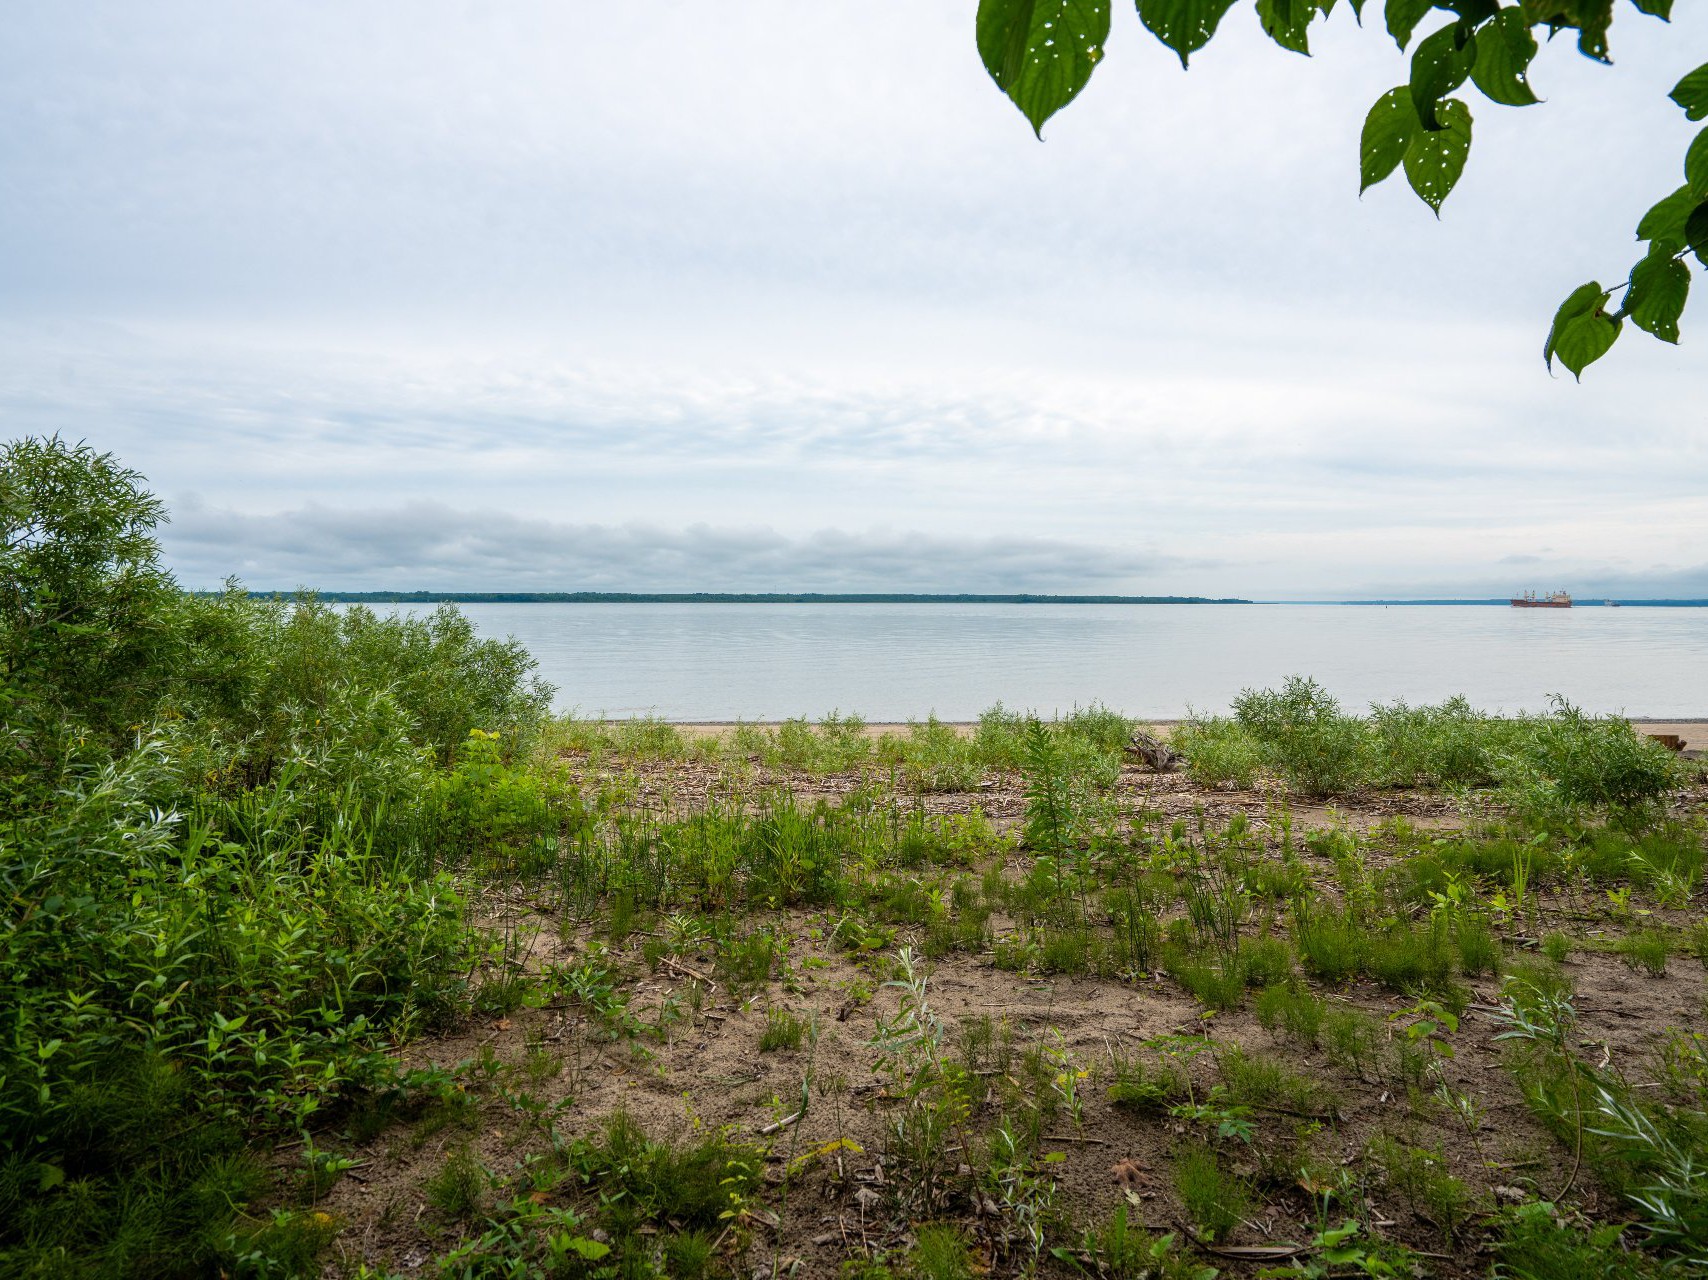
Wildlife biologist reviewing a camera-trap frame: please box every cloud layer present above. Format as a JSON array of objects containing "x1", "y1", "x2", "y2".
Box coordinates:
[
  {"x1": 165, "y1": 499, "x2": 1179, "y2": 593},
  {"x1": 1, "y1": 3, "x2": 1704, "y2": 597}
]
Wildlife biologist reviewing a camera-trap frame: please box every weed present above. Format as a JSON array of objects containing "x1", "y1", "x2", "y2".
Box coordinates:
[
  {"x1": 1080, "y1": 1205, "x2": 1217, "y2": 1280},
  {"x1": 909, "y1": 1224, "x2": 975, "y2": 1280},
  {"x1": 1172, "y1": 1145, "x2": 1250, "y2": 1242},
  {"x1": 1492, "y1": 1203, "x2": 1652, "y2": 1280},
  {"x1": 1220, "y1": 1046, "x2": 1327, "y2": 1116},
  {"x1": 1455, "y1": 914, "x2": 1504, "y2": 976},
  {"x1": 1368, "y1": 1134, "x2": 1473, "y2": 1238},
  {"x1": 1255, "y1": 982, "x2": 1326, "y2": 1046},
  {"x1": 761, "y1": 1007, "x2": 809, "y2": 1052},
  {"x1": 1322, "y1": 1006, "x2": 1387, "y2": 1081},
  {"x1": 425, "y1": 1145, "x2": 489, "y2": 1221},
  {"x1": 1618, "y1": 930, "x2": 1671, "y2": 977},
  {"x1": 1292, "y1": 902, "x2": 1364, "y2": 984}
]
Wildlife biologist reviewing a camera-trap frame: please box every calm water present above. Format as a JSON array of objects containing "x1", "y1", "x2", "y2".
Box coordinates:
[{"x1": 408, "y1": 603, "x2": 1707, "y2": 721}]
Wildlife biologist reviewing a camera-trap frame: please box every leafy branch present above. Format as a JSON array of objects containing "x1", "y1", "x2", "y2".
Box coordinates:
[{"x1": 976, "y1": 0, "x2": 1708, "y2": 377}]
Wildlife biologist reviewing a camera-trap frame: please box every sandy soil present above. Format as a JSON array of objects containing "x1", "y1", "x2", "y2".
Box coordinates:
[
  {"x1": 665, "y1": 720, "x2": 1708, "y2": 752},
  {"x1": 315, "y1": 758, "x2": 1708, "y2": 1279}
]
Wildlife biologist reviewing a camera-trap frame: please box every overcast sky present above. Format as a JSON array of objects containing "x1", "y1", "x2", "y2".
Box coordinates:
[{"x1": 2, "y1": 2, "x2": 1703, "y2": 597}]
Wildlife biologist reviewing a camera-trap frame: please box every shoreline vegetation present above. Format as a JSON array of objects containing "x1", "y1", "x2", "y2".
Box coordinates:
[
  {"x1": 7, "y1": 438, "x2": 1708, "y2": 1280},
  {"x1": 220, "y1": 592, "x2": 1257, "y2": 605}
]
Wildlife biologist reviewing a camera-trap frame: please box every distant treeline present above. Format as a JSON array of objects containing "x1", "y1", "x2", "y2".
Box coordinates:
[{"x1": 230, "y1": 591, "x2": 1254, "y2": 605}]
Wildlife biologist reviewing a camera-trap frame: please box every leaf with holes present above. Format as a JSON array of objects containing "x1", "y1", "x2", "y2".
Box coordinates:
[
  {"x1": 1672, "y1": 61, "x2": 1708, "y2": 122},
  {"x1": 1385, "y1": 0, "x2": 1434, "y2": 49},
  {"x1": 1360, "y1": 87, "x2": 1417, "y2": 193},
  {"x1": 1637, "y1": 185, "x2": 1699, "y2": 244},
  {"x1": 1410, "y1": 25, "x2": 1477, "y2": 127},
  {"x1": 1257, "y1": 0, "x2": 1316, "y2": 54},
  {"x1": 1470, "y1": 9, "x2": 1539, "y2": 107},
  {"x1": 977, "y1": 0, "x2": 1112, "y2": 137},
  {"x1": 1624, "y1": 246, "x2": 1689, "y2": 344},
  {"x1": 1689, "y1": 201, "x2": 1708, "y2": 267},
  {"x1": 1135, "y1": 0, "x2": 1241, "y2": 67},
  {"x1": 1544, "y1": 282, "x2": 1619, "y2": 379},
  {"x1": 1402, "y1": 97, "x2": 1473, "y2": 214}
]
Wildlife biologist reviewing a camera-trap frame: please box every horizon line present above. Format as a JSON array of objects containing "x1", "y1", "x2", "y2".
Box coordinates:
[{"x1": 189, "y1": 590, "x2": 1708, "y2": 606}]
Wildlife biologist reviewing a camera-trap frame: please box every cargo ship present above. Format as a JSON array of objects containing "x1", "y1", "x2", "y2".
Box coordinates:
[{"x1": 1510, "y1": 590, "x2": 1572, "y2": 608}]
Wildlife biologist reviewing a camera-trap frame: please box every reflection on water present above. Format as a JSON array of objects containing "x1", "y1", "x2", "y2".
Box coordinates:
[{"x1": 389, "y1": 603, "x2": 1707, "y2": 721}]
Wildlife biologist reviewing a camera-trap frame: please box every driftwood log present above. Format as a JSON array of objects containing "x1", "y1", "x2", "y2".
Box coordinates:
[{"x1": 1125, "y1": 731, "x2": 1182, "y2": 773}]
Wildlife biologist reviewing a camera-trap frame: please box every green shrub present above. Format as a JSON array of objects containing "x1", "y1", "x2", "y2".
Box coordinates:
[
  {"x1": 1173, "y1": 716, "x2": 1263, "y2": 789},
  {"x1": 1233, "y1": 677, "x2": 1371, "y2": 796},
  {"x1": 0, "y1": 440, "x2": 555, "y2": 1278}
]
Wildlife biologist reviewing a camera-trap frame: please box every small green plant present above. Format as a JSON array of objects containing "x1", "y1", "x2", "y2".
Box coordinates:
[
  {"x1": 1074, "y1": 1205, "x2": 1217, "y2": 1280},
  {"x1": 1263, "y1": 1219, "x2": 1417, "y2": 1279},
  {"x1": 1172, "y1": 1145, "x2": 1250, "y2": 1242},
  {"x1": 909, "y1": 1224, "x2": 975, "y2": 1280},
  {"x1": 760, "y1": 1007, "x2": 809, "y2": 1052},
  {"x1": 1618, "y1": 929, "x2": 1671, "y2": 977},
  {"x1": 1368, "y1": 1134, "x2": 1473, "y2": 1239},
  {"x1": 1255, "y1": 982, "x2": 1325, "y2": 1045},
  {"x1": 425, "y1": 1144, "x2": 489, "y2": 1221}
]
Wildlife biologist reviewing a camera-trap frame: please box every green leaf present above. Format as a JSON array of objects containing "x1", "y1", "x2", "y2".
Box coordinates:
[
  {"x1": 1410, "y1": 24, "x2": 1477, "y2": 126},
  {"x1": 1257, "y1": 0, "x2": 1317, "y2": 53},
  {"x1": 1361, "y1": 87, "x2": 1417, "y2": 192},
  {"x1": 1436, "y1": 0, "x2": 1499, "y2": 22},
  {"x1": 1689, "y1": 201, "x2": 1708, "y2": 267},
  {"x1": 1469, "y1": 9, "x2": 1539, "y2": 106},
  {"x1": 1624, "y1": 246, "x2": 1689, "y2": 344},
  {"x1": 1136, "y1": 0, "x2": 1241, "y2": 67},
  {"x1": 1573, "y1": 0, "x2": 1612, "y2": 61},
  {"x1": 976, "y1": 0, "x2": 1112, "y2": 137},
  {"x1": 1672, "y1": 62, "x2": 1708, "y2": 121},
  {"x1": 1637, "y1": 184, "x2": 1699, "y2": 243},
  {"x1": 1403, "y1": 96, "x2": 1473, "y2": 213},
  {"x1": 1544, "y1": 282, "x2": 1620, "y2": 379},
  {"x1": 1686, "y1": 125, "x2": 1708, "y2": 199},
  {"x1": 1629, "y1": 0, "x2": 1670, "y2": 16},
  {"x1": 1385, "y1": 0, "x2": 1434, "y2": 47}
]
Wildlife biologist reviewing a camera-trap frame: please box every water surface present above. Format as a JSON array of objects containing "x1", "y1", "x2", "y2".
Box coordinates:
[{"x1": 404, "y1": 603, "x2": 1707, "y2": 721}]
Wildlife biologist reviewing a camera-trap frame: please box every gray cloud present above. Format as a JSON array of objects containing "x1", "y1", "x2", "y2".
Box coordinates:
[
  {"x1": 2, "y1": 4, "x2": 1705, "y2": 601},
  {"x1": 163, "y1": 500, "x2": 1183, "y2": 594}
]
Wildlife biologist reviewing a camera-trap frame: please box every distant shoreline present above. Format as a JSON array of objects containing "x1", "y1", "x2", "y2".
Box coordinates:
[
  {"x1": 228, "y1": 591, "x2": 1255, "y2": 605},
  {"x1": 214, "y1": 591, "x2": 1707, "y2": 606}
]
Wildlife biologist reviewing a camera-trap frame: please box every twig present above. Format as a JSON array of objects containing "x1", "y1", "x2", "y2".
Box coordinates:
[
  {"x1": 1042, "y1": 1133, "x2": 1111, "y2": 1145},
  {"x1": 662, "y1": 955, "x2": 716, "y2": 989},
  {"x1": 759, "y1": 1110, "x2": 804, "y2": 1136}
]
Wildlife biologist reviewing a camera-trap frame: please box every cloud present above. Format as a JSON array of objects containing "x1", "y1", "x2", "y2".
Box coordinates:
[
  {"x1": 2, "y1": 5, "x2": 1705, "y2": 601},
  {"x1": 163, "y1": 499, "x2": 1184, "y2": 593}
]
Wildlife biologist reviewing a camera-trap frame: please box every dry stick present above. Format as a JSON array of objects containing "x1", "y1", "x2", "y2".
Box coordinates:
[
  {"x1": 759, "y1": 1110, "x2": 804, "y2": 1136},
  {"x1": 1551, "y1": 1058, "x2": 1587, "y2": 1204},
  {"x1": 661, "y1": 955, "x2": 716, "y2": 989},
  {"x1": 1042, "y1": 1133, "x2": 1111, "y2": 1145}
]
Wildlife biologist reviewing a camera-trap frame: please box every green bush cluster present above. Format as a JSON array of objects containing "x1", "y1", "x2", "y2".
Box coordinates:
[
  {"x1": 1175, "y1": 676, "x2": 1678, "y2": 807},
  {"x1": 1, "y1": 438, "x2": 558, "y2": 1276}
]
